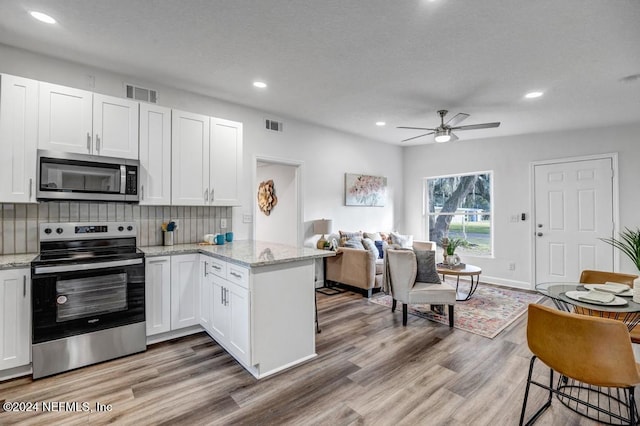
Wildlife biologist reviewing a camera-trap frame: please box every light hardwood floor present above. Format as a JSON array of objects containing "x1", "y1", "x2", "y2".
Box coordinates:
[{"x1": 1, "y1": 289, "x2": 601, "y2": 425}]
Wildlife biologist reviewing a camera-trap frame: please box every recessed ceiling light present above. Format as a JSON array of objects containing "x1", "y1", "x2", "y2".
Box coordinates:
[
  {"x1": 375, "y1": 121, "x2": 386, "y2": 126},
  {"x1": 29, "y1": 11, "x2": 57, "y2": 24},
  {"x1": 253, "y1": 81, "x2": 267, "y2": 89},
  {"x1": 524, "y1": 91, "x2": 544, "y2": 99}
]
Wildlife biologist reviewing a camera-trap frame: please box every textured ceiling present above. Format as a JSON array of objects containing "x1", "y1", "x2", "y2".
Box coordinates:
[{"x1": 0, "y1": 0, "x2": 639, "y2": 145}]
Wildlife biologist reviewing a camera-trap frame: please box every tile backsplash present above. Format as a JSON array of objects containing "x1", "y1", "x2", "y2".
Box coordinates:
[{"x1": 0, "y1": 202, "x2": 232, "y2": 255}]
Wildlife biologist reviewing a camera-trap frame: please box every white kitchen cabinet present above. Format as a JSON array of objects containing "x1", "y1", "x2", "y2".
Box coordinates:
[
  {"x1": 171, "y1": 109, "x2": 210, "y2": 205},
  {"x1": 171, "y1": 110, "x2": 243, "y2": 206},
  {"x1": 199, "y1": 257, "x2": 214, "y2": 332},
  {"x1": 209, "y1": 262, "x2": 250, "y2": 366},
  {"x1": 0, "y1": 74, "x2": 38, "y2": 203},
  {"x1": 0, "y1": 268, "x2": 31, "y2": 371},
  {"x1": 38, "y1": 82, "x2": 139, "y2": 159},
  {"x1": 139, "y1": 104, "x2": 171, "y2": 205},
  {"x1": 210, "y1": 117, "x2": 243, "y2": 206},
  {"x1": 92, "y1": 93, "x2": 139, "y2": 159},
  {"x1": 170, "y1": 254, "x2": 200, "y2": 329},
  {"x1": 145, "y1": 256, "x2": 171, "y2": 336}
]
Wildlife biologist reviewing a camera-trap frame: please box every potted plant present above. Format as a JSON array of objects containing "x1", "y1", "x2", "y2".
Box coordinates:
[
  {"x1": 441, "y1": 237, "x2": 467, "y2": 266},
  {"x1": 600, "y1": 227, "x2": 640, "y2": 273}
]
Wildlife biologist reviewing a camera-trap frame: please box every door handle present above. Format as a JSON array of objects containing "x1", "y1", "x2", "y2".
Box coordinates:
[
  {"x1": 23, "y1": 275, "x2": 26, "y2": 297},
  {"x1": 210, "y1": 188, "x2": 214, "y2": 202},
  {"x1": 204, "y1": 188, "x2": 209, "y2": 202},
  {"x1": 29, "y1": 178, "x2": 33, "y2": 199},
  {"x1": 224, "y1": 288, "x2": 229, "y2": 306},
  {"x1": 96, "y1": 134, "x2": 101, "y2": 152},
  {"x1": 221, "y1": 287, "x2": 224, "y2": 305},
  {"x1": 537, "y1": 232, "x2": 543, "y2": 237},
  {"x1": 87, "y1": 132, "x2": 91, "y2": 152},
  {"x1": 204, "y1": 261, "x2": 208, "y2": 277}
]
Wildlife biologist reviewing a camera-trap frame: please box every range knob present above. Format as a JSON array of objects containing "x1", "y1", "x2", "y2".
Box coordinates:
[
  {"x1": 118, "y1": 226, "x2": 124, "y2": 232},
  {"x1": 44, "y1": 228, "x2": 52, "y2": 235},
  {"x1": 56, "y1": 227, "x2": 63, "y2": 234},
  {"x1": 127, "y1": 225, "x2": 133, "y2": 231}
]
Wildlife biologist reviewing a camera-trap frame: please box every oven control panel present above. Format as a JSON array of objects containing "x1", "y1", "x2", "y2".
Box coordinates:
[{"x1": 39, "y1": 222, "x2": 137, "y2": 241}]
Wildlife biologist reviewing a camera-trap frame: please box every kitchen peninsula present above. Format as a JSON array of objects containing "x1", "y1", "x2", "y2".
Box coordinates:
[{"x1": 142, "y1": 240, "x2": 334, "y2": 379}]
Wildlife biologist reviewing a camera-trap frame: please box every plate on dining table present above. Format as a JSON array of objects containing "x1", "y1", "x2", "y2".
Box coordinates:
[
  {"x1": 565, "y1": 291, "x2": 628, "y2": 306},
  {"x1": 583, "y1": 284, "x2": 634, "y2": 297}
]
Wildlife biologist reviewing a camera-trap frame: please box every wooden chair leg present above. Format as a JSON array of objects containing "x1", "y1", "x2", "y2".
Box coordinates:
[
  {"x1": 448, "y1": 304, "x2": 454, "y2": 327},
  {"x1": 402, "y1": 304, "x2": 408, "y2": 326},
  {"x1": 391, "y1": 299, "x2": 397, "y2": 312}
]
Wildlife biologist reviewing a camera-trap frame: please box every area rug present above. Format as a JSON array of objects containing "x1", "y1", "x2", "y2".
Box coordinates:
[{"x1": 370, "y1": 283, "x2": 544, "y2": 339}]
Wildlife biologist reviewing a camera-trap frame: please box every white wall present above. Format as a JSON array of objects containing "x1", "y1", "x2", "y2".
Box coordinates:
[
  {"x1": 0, "y1": 43, "x2": 403, "y2": 243},
  {"x1": 403, "y1": 123, "x2": 640, "y2": 288},
  {"x1": 256, "y1": 163, "x2": 297, "y2": 245}
]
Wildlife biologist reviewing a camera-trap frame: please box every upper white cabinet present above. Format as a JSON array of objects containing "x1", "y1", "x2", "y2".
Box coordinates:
[
  {"x1": 38, "y1": 82, "x2": 139, "y2": 159},
  {"x1": 0, "y1": 74, "x2": 38, "y2": 203},
  {"x1": 139, "y1": 104, "x2": 172, "y2": 205},
  {"x1": 0, "y1": 268, "x2": 31, "y2": 371},
  {"x1": 210, "y1": 117, "x2": 243, "y2": 206},
  {"x1": 171, "y1": 110, "x2": 243, "y2": 206},
  {"x1": 171, "y1": 109, "x2": 210, "y2": 205}
]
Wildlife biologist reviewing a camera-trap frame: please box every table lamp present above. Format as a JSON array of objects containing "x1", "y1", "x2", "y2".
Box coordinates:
[{"x1": 314, "y1": 219, "x2": 332, "y2": 249}]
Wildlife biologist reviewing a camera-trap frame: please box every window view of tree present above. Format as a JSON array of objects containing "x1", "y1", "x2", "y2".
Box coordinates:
[{"x1": 426, "y1": 172, "x2": 492, "y2": 256}]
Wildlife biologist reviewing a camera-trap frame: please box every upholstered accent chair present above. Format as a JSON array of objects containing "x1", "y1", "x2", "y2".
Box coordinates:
[
  {"x1": 385, "y1": 248, "x2": 456, "y2": 326},
  {"x1": 520, "y1": 304, "x2": 640, "y2": 425}
]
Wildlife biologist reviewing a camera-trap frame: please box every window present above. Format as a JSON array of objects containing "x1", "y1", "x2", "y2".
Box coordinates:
[{"x1": 425, "y1": 172, "x2": 492, "y2": 256}]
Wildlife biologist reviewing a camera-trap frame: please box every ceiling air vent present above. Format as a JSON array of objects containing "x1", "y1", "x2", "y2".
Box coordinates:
[
  {"x1": 126, "y1": 84, "x2": 157, "y2": 103},
  {"x1": 265, "y1": 119, "x2": 283, "y2": 132}
]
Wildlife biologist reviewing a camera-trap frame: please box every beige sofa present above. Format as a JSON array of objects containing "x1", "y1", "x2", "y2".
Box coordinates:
[{"x1": 325, "y1": 240, "x2": 436, "y2": 297}]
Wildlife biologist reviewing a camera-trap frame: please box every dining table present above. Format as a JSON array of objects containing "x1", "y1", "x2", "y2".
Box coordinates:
[{"x1": 535, "y1": 282, "x2": 640, "y2": 331}]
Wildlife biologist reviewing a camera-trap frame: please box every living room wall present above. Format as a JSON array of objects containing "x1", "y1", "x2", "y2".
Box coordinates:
[
  {"x1": 403, "y1": 122, "x2": 640, "y2": 289},
  {"x1": 0, "y1": 43, "x2": 403, "y2": 244}
]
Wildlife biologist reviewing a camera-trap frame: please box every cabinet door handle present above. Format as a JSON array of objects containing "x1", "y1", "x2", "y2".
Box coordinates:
[
  {"x1": 141, "y1": 185, "x2": 144, "y2": 201},
  {"x1": 23, "y1": 275, "x2": 26, "y2": 297},
  {"x1": 86, "y1": 132, "x2": 91, "y2": 152},
  {"x1": 96, "y1": 134, "x2": 101, "y2": 153},
  {"x1": 221, "y1": 286, "x2": 225, "y2": 305},
  {"x1": 203, "y1": 261, "x2": 208, "y2": 277},
  {"x1": 204, "y1": 188, "x2": 209, "y2": 202},
  {"x1": 210, "y1": 188, "x2": 214, "y2": 202},
  {"x1": 29, "y1": 178, "x2": 33, "y2": 199}
]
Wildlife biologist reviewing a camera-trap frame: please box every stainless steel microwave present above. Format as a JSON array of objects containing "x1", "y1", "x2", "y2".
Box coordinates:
[{"x1": 37, "y1": 150, "x2": 139, "y2": 202}]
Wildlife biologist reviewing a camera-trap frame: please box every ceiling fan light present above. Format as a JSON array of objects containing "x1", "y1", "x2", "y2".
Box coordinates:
[{"x1": 434, "y1": 129, "x2": 451, "y2": 143}]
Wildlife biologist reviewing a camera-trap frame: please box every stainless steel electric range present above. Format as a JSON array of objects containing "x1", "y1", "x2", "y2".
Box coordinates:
[{"x1": 30, "y1": 222, "x2": 146, "y2": 379}]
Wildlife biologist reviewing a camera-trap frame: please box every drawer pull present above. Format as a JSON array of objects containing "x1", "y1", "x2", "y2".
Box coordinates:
[
  {"x1": 230, "y1": 271, "x2": 242, "y2": 278},
  {"x1": 212, "y1": 265, "x2": 222, "y2": 270}
]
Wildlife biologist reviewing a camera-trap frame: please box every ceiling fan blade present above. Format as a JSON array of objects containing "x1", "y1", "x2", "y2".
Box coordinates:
[
  {"x1": 449, "y1": 132, "x2": 459, "y2": 142},
  {"x1": 444, "y1": 113, "x2": 470, "y2": 127},
  {"x1": 401, "y1": 132, "x2": 434, "y2": 142},
  {"x1": 397, "y1": 126, "x2": 436, "y2": 131},
  {"x1": 452, "y1": 122, "x2": 501, "y2": 131}
]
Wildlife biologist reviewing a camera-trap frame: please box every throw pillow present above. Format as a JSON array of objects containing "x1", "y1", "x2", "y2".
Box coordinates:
[
  {"x1": 414, "y1": 249, "x2": 441, "y2": 284},
  {"x1": 343, "y1": 237, "x2": 365, "y2": 250},
  {"x1": 363, "y1": 231, "x2": 382, "y2": 241},
  {"x1": 374, "y1": 240, "x2": 387, "y2": 259},
  {"x1": 339, "y1": 230, "x2": 363, "y2": 240},
  {"x1": 361, "y1": 237, "x2": 379, "y2": 259},
  {"x1": 390, "y1": 231, "x2": 414, "y2": 249}
]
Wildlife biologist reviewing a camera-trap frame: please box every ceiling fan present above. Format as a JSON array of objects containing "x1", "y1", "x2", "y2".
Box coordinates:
[{"x1": 397, "y1": 110, "x2": 500, "y2": 143}]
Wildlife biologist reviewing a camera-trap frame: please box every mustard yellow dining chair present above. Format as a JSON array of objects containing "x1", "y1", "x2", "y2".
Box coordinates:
[
  {"x1": 577, "y1": 269, "x2": 640, "y2": 343},
  {"x1": 520, "y1": 304, "x2": 640, "y2": 425}
]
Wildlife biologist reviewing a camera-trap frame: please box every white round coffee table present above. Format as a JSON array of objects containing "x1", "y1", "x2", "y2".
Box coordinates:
[{"x1": 436, "y1": 264, "x2": 482, "y2": 301}]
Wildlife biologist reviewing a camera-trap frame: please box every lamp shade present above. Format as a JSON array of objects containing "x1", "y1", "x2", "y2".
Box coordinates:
[{"x1": 313, "y1": 219, "x2": 332, "y2": 235}]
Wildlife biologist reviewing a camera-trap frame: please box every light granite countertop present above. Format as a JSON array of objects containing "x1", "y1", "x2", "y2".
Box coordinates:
[
  {"x1": 0, "y1": 253, "x2": 38, "y2": 270},
  {"x1": 0, "y1": 241, "x2": 333, "y2": 270},
  {"x1": 141, "y1": 240, "x2": 335, "y2": 268}
]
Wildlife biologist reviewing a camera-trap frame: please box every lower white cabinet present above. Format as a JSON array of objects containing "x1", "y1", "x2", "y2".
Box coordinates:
[
  {"x1": 207, "y1": 259, "x2": 250, "y2": 366},
  {"x1": 170, "y1": 254, "x2": 200, "y2": 329},
  {"x1": 145, "y1": 256, "x2": 171, "y2": 336},
  {"x1": 0, "y1": 268, "x2": 31, "y2": 371}
]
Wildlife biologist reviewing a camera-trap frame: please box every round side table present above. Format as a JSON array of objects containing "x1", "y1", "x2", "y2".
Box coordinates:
[{"x1": 436, "y1": 264, "x2": 482, "y2": 301}]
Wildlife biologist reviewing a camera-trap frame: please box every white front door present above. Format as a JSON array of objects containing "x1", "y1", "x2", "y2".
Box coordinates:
[{"x1": 534, "y1": 157, "x2": 615, "y2": 284}]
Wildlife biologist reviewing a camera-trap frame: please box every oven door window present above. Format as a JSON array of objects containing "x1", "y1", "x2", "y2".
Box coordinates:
[
  {"x1": 40, "y1": 160, "x2": 122, "y2": 194},
  {"x1": 56, "y1": 273, "x2": 128, "y2": 322}
]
